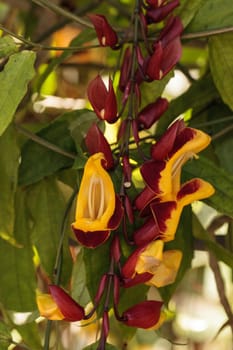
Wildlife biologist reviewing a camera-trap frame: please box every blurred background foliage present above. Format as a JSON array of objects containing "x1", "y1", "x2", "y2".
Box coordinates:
[{"x1": 0, "y1": 0, "x2": 232, "y2": 349}]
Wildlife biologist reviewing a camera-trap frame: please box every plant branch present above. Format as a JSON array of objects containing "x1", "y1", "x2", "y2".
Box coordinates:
[
  {"x1": 30, "y1": 0, "x2": 93, "y2": 28},
  {"x1": 182, "y1": 25, "x2": 233, "y2": 40},
  {"x1": 15, "y1": 124, "x2": 76, "y2": 159}
]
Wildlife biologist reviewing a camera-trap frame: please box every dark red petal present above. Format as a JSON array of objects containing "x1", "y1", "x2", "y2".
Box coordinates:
[
  {"x1": 104, "y1": 78, "x2": 118, "y2": 123},
  {"x1": 123, "y1": 272, "x2": 152, "y2": 288},
  {"x1": 89, "y1": 14, "x2": 118, "y2": 47},
  {"x1": 122, "y1": 300, "x2": 163, "y2": 328},
  {"x1": 134, "y1": 186, "x2": 157, "y2": 215},
  {"x1": 150, "y1": 201, "x2": 177, "y2": 233},
  {"x1": 146, "y1": 41, "x2": 163, "y2": 80},
  {"x1": 119, "y1": 47, "x2": 132, "y2": 92},
  {"x1": 110, "y1": 235, "x2": 121, "y2": 263},
  {"x1": 133, "y1": 216, "x2": 160, "y2": 246},
  {"x1": 146, "y1": 0, "x2": 180, "y2": 23},
  {"x1": 137, "y1": 97, "x2": 169, "y2": 129},
  {"x1": 140, "y1": 160, "x2": 166, "y2": 192},
  {"x1": 108, "y1": 195, "x2": 124, "y2": 230},
  {"x1": 85, "y1": 123, "x2": 114, "y2": 170},
  {"x1": 158, "y1": 16, "x2": 183, "y2": 47},
  {"x1": 160, "y1": 36, "x2": 182, "y2": 77},
  {"x1": 169, "y1": 126, "x2": 195, "y2": 157},
  {"x1": 87, "y1": 75, "x2": 107, "y2": 117},
  {"x1": 49, "y1": 285, "x2": 85, "y2": 322},
  {"x1": 177, "y1": 178, "x2": 202, "y2": 200},
  {"x1": 72, "y1": 227, "x2": 110, "y2": 248},
  {"x1": 151, "y1": 119, "x2": 185, "y2": 160},
  {"x1": 121, "y1": 245, "x2": 146, "y2": 279}
]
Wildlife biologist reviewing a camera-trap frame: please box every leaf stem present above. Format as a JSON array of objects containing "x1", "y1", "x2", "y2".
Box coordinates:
[
  {"x1": 182, "y1": 25, "x2": 233, "y2": 40},
  {"x1": 15, "y1": 124, "x2": 76, "y2": 159}
]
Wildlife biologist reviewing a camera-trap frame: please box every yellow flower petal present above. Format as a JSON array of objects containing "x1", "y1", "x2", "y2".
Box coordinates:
[
  {"x1": 135, "y1": 240, "x2": 164, "y2": 274},
  {"x1": 72, "y1": 153, "x2": 115, "y2": 232},
  {"x1": 36, "y1": 293, "x2": 64, "y2": 320},
  {"x1": 147, "y1": 250, "x2": 182, "y2": 287}
]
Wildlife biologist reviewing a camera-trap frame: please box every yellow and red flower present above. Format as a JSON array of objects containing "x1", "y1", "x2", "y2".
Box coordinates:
[{"x1": 71, "y1": 153, "x2": 123, "y2": 248}]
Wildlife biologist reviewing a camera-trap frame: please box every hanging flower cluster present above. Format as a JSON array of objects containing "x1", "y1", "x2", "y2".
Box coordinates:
[{"x1": 37, "y1": 1, "x2": 214, "y2": 348}]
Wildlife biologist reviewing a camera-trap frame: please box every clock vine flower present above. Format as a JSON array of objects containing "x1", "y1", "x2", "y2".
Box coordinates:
[{"x1": 71, "y1": 153, "x2": 123, "y2": 248}]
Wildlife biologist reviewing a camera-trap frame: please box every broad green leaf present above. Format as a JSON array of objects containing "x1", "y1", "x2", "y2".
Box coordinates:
[
  {"x1": 0, "y1": 189, "x2": 37, "y2": 311},
  {"x1": 0, "y1": 51, "x2": 35, "y2": 136},
  {"x1": 177, "y1": 0, "x2": 205, "y2": 28},
  {"x1": 0, "y1": 35, "x2": 18, "y2": 58},
  {"x1": 19, "y1": 121, "x2": 76, "y2": 186},
  {"x1": 209, "y1": 33, "x2": 233, "y2": 111},
  {"x1": 184, "y1": 156, "x2": 233, "y2": 217},
  {"x1": 186, "y1": 0, "x2": 233, "y2": 33},
  {"x1": 156, "y1": 73, "x2": 219, "y2": 134},
  {"x1": 83, "y1": 342, "x2": 117, "y2": 350},
  {"x1": 27, "y1": 177, "x2": 72, "y2": 284},
  {"x1": 193, "y1": 214, "x2": 233, "y2": 269},
  {"x1": 159, "y1": 207, "x2": 193, "y2": 303},
  {"x1": 0, "y1": 126, "x2": 19, "y2": 239}
]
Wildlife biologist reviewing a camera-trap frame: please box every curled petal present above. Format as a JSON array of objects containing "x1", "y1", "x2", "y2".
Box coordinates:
[
  {"x1": 146, "y1": 41, "x2": 163, "y2": 80},
  {"x1": 133, "y1": 216, "x2": 161, "y2": 246},
  {"x1": 73, "y1": 228, "x2": 110, "y2": 248},
  {"x1": 49, "y1": 285, "x2": 85, "y2": 322},
  {"x1": 85, "y1": 123, "x2": 114, "y2": 169},
  {"x1": 177, "y1": 178, "x2": 215, "y2": 206},
  {"x1": 146, "y1": 0, "x2": 180, "y2": 23},
  {"x1": 135, "y1": 240, "x2": 164, "y2": 275},
  {"x1": 122, "y1": 300, "x2": 163, "y2": 328},
  {"x1": 158, "y1": 16, "x2": 183, "y2": 47},
  {"x1": 160, "y1": 37, "x2": 182, "y2": 78},
  {"x1": 89, "y1": 14, "x2": 118, "y2": 47}
]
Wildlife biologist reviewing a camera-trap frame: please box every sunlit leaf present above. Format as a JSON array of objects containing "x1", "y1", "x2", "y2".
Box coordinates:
[
  {"x1": 0, "y1": 189, "x2": 37, "y2": 311},
  {"x1": 209, "y1": 33, "x2": 233, "y2": 111},
  {"x1": 0, "y1": 126, "x2": 19, "y2": 239},
  {"x1": 0, "y1": 51, "x2": 35, "y2": 135},
  {"x1": 0, "y1": 35, "x2": 17, "y2": 58}
]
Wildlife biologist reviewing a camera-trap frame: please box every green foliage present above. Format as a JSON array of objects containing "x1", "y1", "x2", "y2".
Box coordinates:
[
  {"x1": 0, "y1": 51, "x2": 35, "y2": 136},
  {"x1": 0, "y1": 0, "x2": 233, "y2": 349}
]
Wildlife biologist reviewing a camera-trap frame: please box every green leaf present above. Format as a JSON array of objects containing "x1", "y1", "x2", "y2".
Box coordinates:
[
  {"x1": 0, "y1": 51, "x2": 35, "y2": 136},
  {"x1": 156, "y1": 73, "x2": 219, "y2": 134},
  {"x1": 209, "y1": 33, "x2": 233, "y2": 111},
  {"x1": 19, "y1": 120, "x2": 76, "y2": 186},
  {"x1": 0, "y1": 126, "x2": 20, "y2": 239},
  {"x1": 186, "y1": 0, "x2": 233, "y2": 33},
  {"x1": 193, "y1": 214, "x2": 233, "y2": 269},
  {"x1": 184, "y1": 156, "x2": 233, "y2": 217},
  {"x1": 0, "y1": 189, "x2": 37, "y2": 311},
  {"x1": 0, "y1": 321, "x2": 12, "y2": 349},
  {"x1": 159, "y1": 207, "x2": 193, "y2": 303},
  {"x1": 0, "y1": 35, "x2": 18, "y2": 58},
  {"x1": 83, "y1": 342, "x2": 117, "y2": 350},
  {"x1": 177, "y1": 0, "x2": 205, "y2": 28},
  {"x1": 27, "y1": 177, "x2": 72, "y2": 284},
  {"x1": 71, "y1": 248, "x2": 90, "y2": 306}
]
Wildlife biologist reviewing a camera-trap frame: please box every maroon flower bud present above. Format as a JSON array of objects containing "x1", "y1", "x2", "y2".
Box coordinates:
[
  {"x1": 102, "y1": 311, "x2": 110, "y2": 338},
  {"x1": 85, "y1": 123, "x2": 114, "y2": 169},
  {"x1": 122, "y1": 155, "x2": 132, "y2": 187},
  {"x1": 110, "y1": 235, "x2": 121, "y2": 263},
  {"x1": 146, "y1": 41, "x2": 163, "y2": 80},
  {"x1": 113, "y1": 275, "x2": 120, "y2": 305},
  {"x1": 94, "y1": 274, "x2": 108, "y2": 304},
  {"x1": 119, "y1": 47, "x2": 132, "y2": 92},
  {"x1": 124, "y1": 195, "x2": 134, "y2": 224},
  {"x1": 49, "y1": 285, "x2": 85, "y2": 322},
  {"x1": 158, "y1": 16, "x2": 183, "y2": 47},
  {"x1": 132, "y1": 119, "x2": 140, "y2": 144},
  {"x1": 89, "y1": 14, "x2": 118, "y2": 48},
  {"x1": 137, "y1": 97, "x2": 169, "y2": 129},
  {"x1": 122, "y1": 300, "x2": 163, "y2": 328},
  {"x1": 146, "y1": 0, "x2": 180, "y2": 23},
  {"x1": 87, "y1": 75, "x2": 118, "y2": 123}
]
